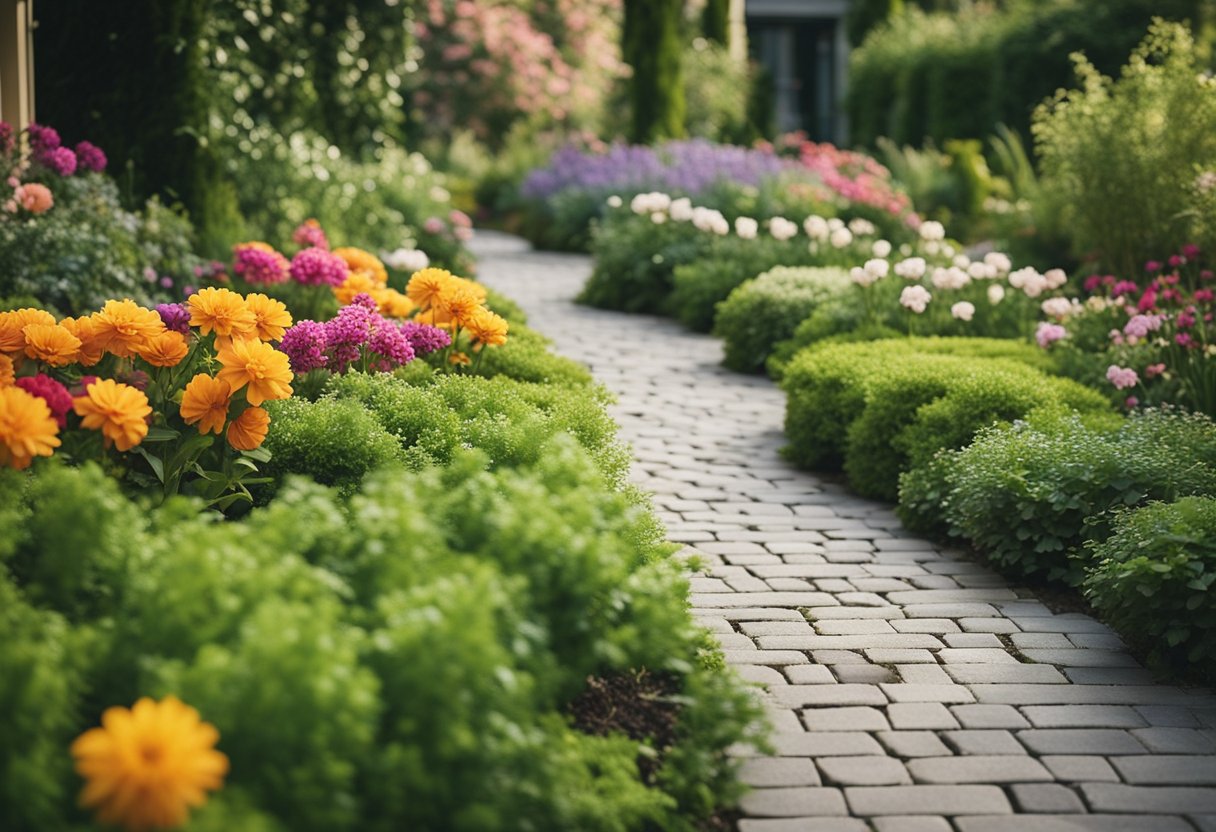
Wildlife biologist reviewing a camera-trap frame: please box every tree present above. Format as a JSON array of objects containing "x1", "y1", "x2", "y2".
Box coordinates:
[
  {"x1": 702, "y1": 0, "x2": 730, "y2": 46},
  {"x1": 622, "y1": 0, "x2": 686, "y2": 143}
]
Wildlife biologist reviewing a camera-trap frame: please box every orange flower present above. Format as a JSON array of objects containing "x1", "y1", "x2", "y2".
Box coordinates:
[
  {"x1": 180, "y1": 374, "x2": 232, "y2": 435},
  {"x1": 449, "y1": 351, "x2": 471, "y2": 366},
  {"x1": 216, "y1": 339, "x2": 293, "y2": 406},
  {"x1": 333, "y1": 247, "x2": 388, "y2": 285},
  {"x1": 0, "y1": 308, "x2": 56, "y2": 354},
  {"x1": 465, "y1": 308, "x2": 509, "y2": 347},
  {"x1": 452, "y1": 277, "x2": 488, "y2": 304},
  {"x1": 0, "y1": 354, "x2": 13, "y2": 386},
  {"x1": 73, "y1": 379, "x2": 151, "y2": 451},
  {"x1": 135, "y1": 330, "x2": 189, "y2": 368},
  {"x1": 188, "y1": 287, "x2": 257, "y2": 340},
  {"x1": 23, "y1": 323, "x2": 81, "y2": 366},
  {"x1": 333, "y1": 272, "x2": 379, "y2": 307},
  {"x1": 90, "y1": 300, "x2": 166, "y2": 358},
  {"x1": 59, "y1": 316, "x2": 105, "y2": 366},
  {"x1": 437, "y1": 287, "x2": 483, "y2": 326},
  {"x1": 71, "y1": 696, "x2": 228, "y2": 832},
  {"x1": 226, "y1": 406, "x2": 270, "y2": 451},
  {"x1": 243, "y1": 293, "x2": 292, "y2": 342},
  {"x1": 374, "y1": 288, "x2": 416, "y2": 319},
  {"x1": 234, "y1": 240, "x2": 277, "y2": 254},
  {"x1": 16, "y1": 183, "x2": 53, "y2": 214},
  {"x1": 0, "y1": 385, "x2": 60, "y2": 469},
  {"x1": 406, "y1": 268, "x2": 455, "y2": 310}
]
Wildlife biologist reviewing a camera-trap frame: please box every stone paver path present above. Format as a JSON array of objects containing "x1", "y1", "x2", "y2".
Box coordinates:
[{"x1": 474, "y1": 232, "x2": 1216, "y2": 831}]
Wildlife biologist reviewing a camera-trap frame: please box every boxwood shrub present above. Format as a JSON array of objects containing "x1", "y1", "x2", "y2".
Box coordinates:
[{"x1": 714, "y1": 266, "x2": 850, "y2": 373}]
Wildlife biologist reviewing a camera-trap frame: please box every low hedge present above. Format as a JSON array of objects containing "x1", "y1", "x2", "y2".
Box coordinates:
[
  {"x1": 579, "y1": 213, "x2": 707, "y2": 314},
  {"x1": 900, "y1": 407, "x2": 1216, "y2": 583},
  {"x1": 1084, "y1": 496, "x2": 1216, "y2": 677}
]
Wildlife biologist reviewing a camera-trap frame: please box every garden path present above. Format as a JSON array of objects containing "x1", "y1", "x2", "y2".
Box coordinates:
[{"x1": 473, "y1": 231, "x2": 1216, "y2": 831}]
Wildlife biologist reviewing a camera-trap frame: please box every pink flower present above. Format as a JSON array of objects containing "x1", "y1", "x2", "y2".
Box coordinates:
[
  {"x1": 74, "y1": 140, "x2": 107, "y2": 172},
  {"x1": 1123, "y1": 314, "x2": 1164, "y2": 339},
  {"x1": 1183, "y1": 244, "x2": 1201, "y2": 259},
  {"x1": 1195, "y1": 289, "x2": 1214, "y2": 303},
  {"x1": 1125, "y1": 396, "x2": 1140, "y2": 409},
  {"x1": 1111, "y1": 280, "x2": 1139, "y2": 297},
  {"x1": 423, "y1": 217, "x2": 445, "y2": 235},
  {"x1": 1106, "y1": 365, "x2": 1139, "y2": 390},
  {"x1": 1036, "y1": 322, "x2": 1068, "y2": 348},
  {"x1": 1177, "y1": 308, "x2": 1197, "y2": 329},
  {"x1": 289, "y1": 247, "x2": 348, "y2": 287},
  {"x1": 15, "y1": 182, "x2": 52, "y2": 214},
  {"x1": 1137, "y1": 288, "x2": 1158, "y2": 313},
  {"x1": 1145, "y1": 261, "x2": 1163, "y2": 273},
  {"x1": 1083, "y1": 275, "x2": 1103, "y2": 292},
  {"x1": 1169, "y1": 255, "x2": 1184, "y2": 268},
  {"x1": 1176, "y1": 333, "x2": 1196, "y2": 348},
  {"x1": 292, "y1": 220, "x2": 329, "y2": 251},
  {"x1": 1145, "y1": 363, "x2": 1166, "y2": 379}
]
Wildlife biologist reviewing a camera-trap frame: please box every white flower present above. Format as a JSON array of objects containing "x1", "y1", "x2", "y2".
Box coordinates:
[
  {"x1": 383, "y1": 247, "x2": 430, "y2": 272},
  {"x1": 1044, "y1": 268, "x2": 1068, "y2": 290},
  {"x1": 651, "y1": 212, "x2": 667, "y2": 224},
  {"x1": 848, "y1": 218, "x2": 877, "y2": 237},
  {"x1": 872, "y1": 239, "x2": 892, "y2": 258},
  {"x1": 827, "y1": 217, "x2": 845, "y2": 232},
  {"x1": 951, "y1": 301, "x2": 976, "y2": 321},
  {"x1": 830, "y1": 227, "x2": 854, "y2": 248},
  {"x1": 1041, "y1": 297, "x2": 1074, "y2": 319},
  {"x1": 924, "y1": 241, "x2": 941, "y2": 256},
  {"x1": 966, "y1": 262, "x2": 994, "y2": 280},
  {"x1": 692, "y1": 207, "x2": 729, "y2": 235},
  {"x1": 1010, "y1": 267, "x2": 1049, "y2": 298},
  {"x1": 851, "y1": 266, "x2": 877, "y2": 287},
  {"x1": 606, "y1": 195, "x2": 623, "y2": 208},
  {"x1": 988, "y1": 284, "x2": 1006, "y2": 305},
  {"x1": 942, "y1": 244, "x2": 956, "y2": 258},
  {"x1": 919, "y1": 220, "x2": 946, "y2": 241},
  {"x1": 669, "y1": 197, "x2": 694, "y2": 222},
  {"x1": 900, "y1": 285, "x2": 932, "y2": 314},
  {"x1": 931, "y1": 267, "x2": 970, "y2": 291},
  {"x1": 630, "y1": 191, "x2": 671, "y2": 215},
  {"x1": 1197, "y1": 170, "x2": 1216, "y2": 193},
  {"x1": 735, "y1": 216, "x2": 759, "y2": 239},
  {"x1": 803, "y1": 215, "x2": 829, "y2": 241},
  {"x1": 900, "y1": 243, "x2": 913, "y2": 256},
  {"x1": 770, "y1": 216, "x2": 799, "y2": 241},
  {"x1": 983, "y1": 251, "x2": 1012, "y2": 274},
  {"x1": 952, "y1": 254, "x2": 972, "y2": 269},
  {"x1": 894, "y1": 257, "x2": 927, "y2": 280},
  {"x1": 863, "y1": 258, "x2": 890, "y2": 280}
]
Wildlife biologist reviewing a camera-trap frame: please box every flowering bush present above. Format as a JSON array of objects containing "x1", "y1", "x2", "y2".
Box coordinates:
[{"x1": 0, "y1": 288, "x2": 294, "y2": 506}]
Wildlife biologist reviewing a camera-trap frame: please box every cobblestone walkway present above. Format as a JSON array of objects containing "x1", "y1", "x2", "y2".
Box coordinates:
[{"x1": 474, "y1": 232, "x2": 1216, "y2": 831}]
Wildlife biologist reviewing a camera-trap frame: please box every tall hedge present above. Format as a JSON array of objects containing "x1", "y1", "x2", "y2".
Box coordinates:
[{"x1": 623, "y1": 0, "x2": 686, "y2": 143}]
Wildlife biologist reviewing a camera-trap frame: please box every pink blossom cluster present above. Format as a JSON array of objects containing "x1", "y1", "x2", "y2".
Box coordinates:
[
  {"x1": 794, "y1": 140, "x2": 916, "y2": 222},
  {"x1": 289, "y1": 247, "x2": 349, "y2": 287},
  {"x1": 234, "y1": 245, "x2": 290, "y2": 286}
]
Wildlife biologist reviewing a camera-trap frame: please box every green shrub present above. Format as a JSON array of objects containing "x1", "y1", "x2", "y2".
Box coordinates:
[
  {"x1": 581, "y1": 211, "x2": 707, "y2": 312},
  {"x1": 470, "y1": 323, "x2": 594, "y2": 387},
  {"x1": 715, "y1": 266, "x2": 851, "y2": 373},
  {"x1": 918, "y1": 407, "x2": 1216, "y2": 583},
  {"x1": 669, "y1": 241, "x2": 808, "y2": 332},
  {"x1": 1084, "y1": 497, "x2": 1216, "y2": 677}
]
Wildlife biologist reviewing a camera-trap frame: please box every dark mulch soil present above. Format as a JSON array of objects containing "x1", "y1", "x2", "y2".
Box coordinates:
[{"x1": 565, "y1": 668, "x2": 682, "y2": 783}]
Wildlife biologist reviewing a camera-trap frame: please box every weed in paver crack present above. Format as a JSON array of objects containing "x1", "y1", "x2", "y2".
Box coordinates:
[{"x1": 997, "y1": 633, "x2": 1036, "y2": 664}]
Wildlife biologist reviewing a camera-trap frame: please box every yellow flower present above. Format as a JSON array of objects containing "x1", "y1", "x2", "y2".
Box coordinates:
[
  {"x1": 0, "y1": 385, "x2": 60, "y2": 469},
  {"x1": 333, "y1": 247, "x2": 388, "y2": 285},
  {"x1": 188, "y1": 287, "x2": 257, "y2": 340},
  {"x1": 437, "y1": 287, "x2": 482, "y2": 327},
  {"x1": 234, "y1": 240, "x2": 277, "y2": 254},
  {"x1": 449, "y1": 350, "x2": 471, "y2": 366},
  {"x1": 333, "y1": 272, "x2": 379, "y2": 307},
  {"x1": 0, "y1": 307, "x2": 56, "y2": 354},
  {"x1": 216, "y1": 339, "x2": 293, "y2": 406},
  {"x1": 374, "y1": 288, "x2": 416, "y2": 319},
  {"x1": 71, "y1": 696, "x2": 229, "y2": 832},
  {"x1": 0, "y1": 354, "x2": 13, "y2": 386},
  {"x1": 134, "y1": 330, "x2": 189, "y2": 368},
  {"x1": 179, "y1": 374, "x2": 232, "y2": 435},
  {"x1": 23, "y1": 323, "x2": 81, "y2": 366},
  {"x1": 465, "y1": 308, "x2": 509, "y2": 347},
  {"x1": 406, "y1": 267, "x2": 455, "y2": 310},
  {"x1": 452, "y1": 276, "x2": 488, "y2": 304},
  {"x1": 60, "y1": 316, "x2": 106, "y2": 366},
  {"x1": 73, "y1": 379, "x2": 152, "y2": 452},
  {"x1": 243, "y1": 293, "x2": 292, "y2": 342},
  {"x1": 91, "y1": 300, "x2": 166, "y2": 358},
  {"x1": 226, "y1": 406, "x2": 270, "y2": 451}
]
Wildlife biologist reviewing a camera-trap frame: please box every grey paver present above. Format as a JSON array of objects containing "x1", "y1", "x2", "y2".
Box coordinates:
[
  {"x1": 951, "y1": 704, "x2": 1031, "y2": 729},
  {"x1": 1008, "y1": 783, "x2": 1086, "y2": 812},
  {"x1": 887, "y1": 703, "x2": 960, "y2": 730},
  {"x1": 845, "y1": 785, "x2": 1013, "y2": 815},
  {"x1": 739, "y1": 787, "x2": 849, "y2": 817},
  {"x1": 1081, "y1": 783, "x2": 1216, "y2": 813},
  {"x1": 818, "y1": 756, "x2": 912, "y2": 786},
  {"x1": 906, "y1": 755, "x2": 1052, "y2": 783},
  {"x1": 801, "y1": 706, "x2": 890, "y2": 732},
  {"x1": 1110, "y1": 755, "x2": 1216, "y2": 784},
  {"x1": 1017, "y1": 729, "x2": 1149, "y2": 755},
  {"x1": 955, "y1": 816, "x2": 1193, "y2": 831},
  {"x1": 740, "y1": 757, "x2": 823, "y2": 787},
  {"x1": 943, "y1": 730, "x2": 1028, "y2": 755},
  {"x1": 876, "y1": 731, "x2": 953, "y2": 758}
]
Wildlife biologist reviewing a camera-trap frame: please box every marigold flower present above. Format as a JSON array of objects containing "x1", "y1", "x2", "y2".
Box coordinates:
[
  {"x1": 73, "y1": 379, "x2": 151, "y2": 451},
  {"x1": 135, "y1": 330, "x2": 189, "y2": 368},
  {"x1": 333, "y1": 247, "x2": 388, "y2": 285},
  {"x1": 71, "y1": 696, "x2": 228, "y2": 832},
  {"x1": 188, "y1": 287, "x2": 257, "y2": 340},
  {"x1": 465, "y1": 308, "x2": 509, "y2": 346},
  {"x1": 406, "y1": 267, "x2": 455, "y2": 310},
  {"x1": 449, "y1": 351, "x2": 471, "y2": 366},
  {"x1": 91, "y1": 300, "x2": 166, "y2": 358},
  {"x1": 216, "y1": 338, "x2": 293, "y2": 406},
  {"x1": 22, "y1": 323, "x2": 81, "y2": 366},
  {"x1": 334, "y1": 272, "x2": 380, "y2": 306},
  {"x1": 226, "y1": 406, "x2": 270, "y2": 451},
  {"x1": 374, "y1": 288, "x2": 416, "y2": 319},
  {"x1": 15, "y1": 182, "x2": 52, "y2": 213},
  {"x1": 0, "y1": 307, "x2": 56, "y2": 354},
  {"x1": 59, "y1": 316, "x2": 106, "y2": 365},
  {"x1": 243, "y1": 293, "x2": 292, "y2": 342},
  {"x1": 437, "y1": 287, "x2": 482, "y2": 326},
  {"x1": 180, "y1": 374, "x2": 232, "y2": 435},
  {"x1": 0, "y1": 384, "x2": 60, "y2": 468},
  {"x1": 0, "y1": 353, "x2": 12, "y2": 386}
]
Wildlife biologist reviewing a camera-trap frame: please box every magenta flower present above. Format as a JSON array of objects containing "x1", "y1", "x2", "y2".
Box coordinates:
[
  {"x1": 39, "y1": 146, "x2": 77, "y2": 177},
  {"x1": 234, "y1": 246, "x2": 289, "y2": 286},
  {"x1": 1106, "y1": 365, "x2": 1139, "y2": 390},
  {"x1": 1183, "y1": 244, "x2": 1201, "y2": 259},
  {"x1": 289, "y1": 247, "x2": 348, "y2": 287},
  {"x1": 26, "y1": 123, "x2": 60, "y2": 152},
  {"x1": 1145, "y1": 261, "x2": 1163, "y2": 273},
  {"x1": 1176, "y1": 333, "x2": 1196, "y2": 348},
  {"x1": 400, "y1": 321, "x2": 451, "y2": 355},
  {"x1": 1111, "y1": 280, "x2": 1139, "y2": 297},
  {"x1": 1195, "y1": 288, "x2": 1215, "y2": 303},
  {"x1": 1083, "y1": 275, "x2": 1103, "y2": 292},
  {"x1": 292, "y1": 220, "x2": 329, "y2": 251},
  {"x1": 279, "y1": 320, "x2": 329, "y2": 373},
  {"x1": 155, "y1": 303, "x2": 191, "y2": 334},
  {"x1": 15, "y1": 374, "x2": 73, "y2": 428},
  {"x1": 74, "y1": 141, "x2": 107, "y2": 172}
]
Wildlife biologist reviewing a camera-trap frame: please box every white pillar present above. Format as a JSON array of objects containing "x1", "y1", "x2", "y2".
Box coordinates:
[{"x1": 0, "y1": 0, "x2": 34, "y2": 129}]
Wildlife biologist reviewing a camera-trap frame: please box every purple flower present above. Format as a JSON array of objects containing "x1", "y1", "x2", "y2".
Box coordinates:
[
  {"x1": 279, "y1": 320, "x2": 329, "y2": 373},
  {"x1": 74, "y1": 140, "x2": 107, "y2": 172},
  {"x1": 155, "y1": 303, "x2": 192, "y2": 334},
  {"x1": 289, "y1": 247, "x2": 348, "y2": 287},
  {"x1": 39, "y1": 146, "x2": 77, "y2": 177},
  {"x1": 400, "y1": 321, "x2": 451, "y2": 355},
  {"x1": 234, "y1": 246, "x2": 289, "y2": 285},
  {"x1": 0, "y1": 122, "x2": 14, "y2": 156},
  {"x1": 26, "y1": 123, "x2": 60, "y2": 152},
  {"x1": 367, "y1": 320, "x2": 415, "y2": 370}
]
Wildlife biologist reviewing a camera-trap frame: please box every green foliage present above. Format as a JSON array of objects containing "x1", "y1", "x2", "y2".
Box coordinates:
[
  {"x1": 470, "y1": 323, "x2": 595, "y2": 387},
  {"x1": 715, "y1": 267, "x2": 852, "y2": 373},
  {"x1": 847, "y1": 0, "x2": 905, "y2": 46},
  {"x1": 623, "y1": 0, "x2": 686, "y2": 142},
  {"x1": 1033, "y1": 21, "x2": 1216, "y2": 275},
  {"x1": 911, "y1": 407, "x2": 1216, "y2": 582},
  {"x1": 1084, "y1": 497, "x2": 1216, "y2": 677},
  {"x1": 582, "y1": 212, "x2": 707, "y2": 312},
  {"x1": 683, "y1": 41, "x2": 752, "y2": 142}
]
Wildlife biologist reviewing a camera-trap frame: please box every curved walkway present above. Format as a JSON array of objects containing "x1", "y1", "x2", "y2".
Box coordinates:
[{"x1": 473, "y1": 232, "x2": 1216, "y2": 832}]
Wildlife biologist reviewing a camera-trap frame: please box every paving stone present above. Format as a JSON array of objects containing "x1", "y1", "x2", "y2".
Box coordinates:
[
  {"x1": 942, "y1": 633, "x2": 1003, "y2": 648},
  {"x1": 897, "y1": 665, "x2": 953, "y2": 685},
  {"x1": 891, "y1": 619, "x2": 960, "y2": 635},
  {"x1": 844, "y1": 785, "x2": 1013, "y2": 815},
  {"x1": 738, "y1": 820, "x2": 868, "y2": 832},
  {"x1": 1020, "y1": 648, "x2": 1141, "y2": 668},
  {"x1": 722, "y1": 650, "x2": 809, "y2": 666},
  {"x1": 740, "y1": 757, "x2": 822, "y2": 787},
  {"x1": 782, "y1": 664, "x2": 836, "y2": 685},
  {"x1": 758, "y1": 635, "x2": 942, "y2": 651},
  {"x1": 811, "y1": 650, "x2": 869, "y2": 665},
  {"x1": 833, "y1": 664, "x2": 899, "y2": 684},
  {"x1": 1131, "y1": 727, "x2": 1216, "y2": 754},
  {"x1": 772, "y1": 684, "x2": 888, "y2": 708},
  {"x1": 817, "y1": 756, "x2": 912, "y2": 786},
  {"x1": 769, "y1": 731, "x2": 887, "y2": 757},
  {"x1": 943, "y1": 730, "x2": 1028, "y2": 755},
  {"x1": 1022, "y1": 705, "x2": 1148, "y2": 728},
  {"x1": 1017, "y1": 729, "x2": 1149, "y2": 755},
  {"x1": 972, "y1": 685, "x2": 1200, "y2": 706},
  {"x1": 1040, "y1": 755, "x2": 1121, "y2": 782},
  {"x1": 880, "y1": 684, "x2": 976, "y2": 704},
  {"x1": 692, "y1": 592, "x2": 839, "y2": 608},
  {"x1": 954, "y1": 817, "x2": 1194, "y2": 831},
  {"x1": 736, "y1": 665, "x2": 787, "y2": 686},
  {"x1": 872, "y1": 819, "x2": 954, "y2": 832},
  {"x1": 1137, "y1": 706, "x2": 1203, "y2": 728},
  {"x1": 814, "y1": 619, "x2": 897, "y2": 635},
  {"x1": 1009, "y1": 783, "x2": 1086, "y2": 813},
  {"x1": 876, "y1": 731, "x2": 953, "y2": 758},
  {"x1": 951, "y1": 704, "x2": 1031, "y2": 729},
  {"x1": 959, "y1": 618, "x2": 1021, "y2": 634},
  {"x1": 887, "y1": 703, "x2": 960, "y2": 730},
  {"x1": 1111, "y1": 755, "x2": 1216, "y2": 784},
  {"x1": 809, "y1": 606, "x2": 905, "y2": 620},
  {"x1": 1080, "y1": 783, "x2": 1216, "y2": 814},
  {"x1": 906, "y1": 755, "x2": 1052, "y2": 783},
  {"x1": 1010, "y1": 632, "x2": 1074, "y2": 649},
  {"x1": 739, "y1": 787, "x2": 848, "y2": 817},
  {"x1": 739, "y1": 620, "x2": 816, "y2": 636},
  {"x1": 864, "y1": 649, "x2": 938, "y2": 664},
  {"x1": 937, "y1": 648, "x2": 1019, "y2": 664},
  {"x1": 802, "y1": 706, "x2": 891, "y2": 732}
]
